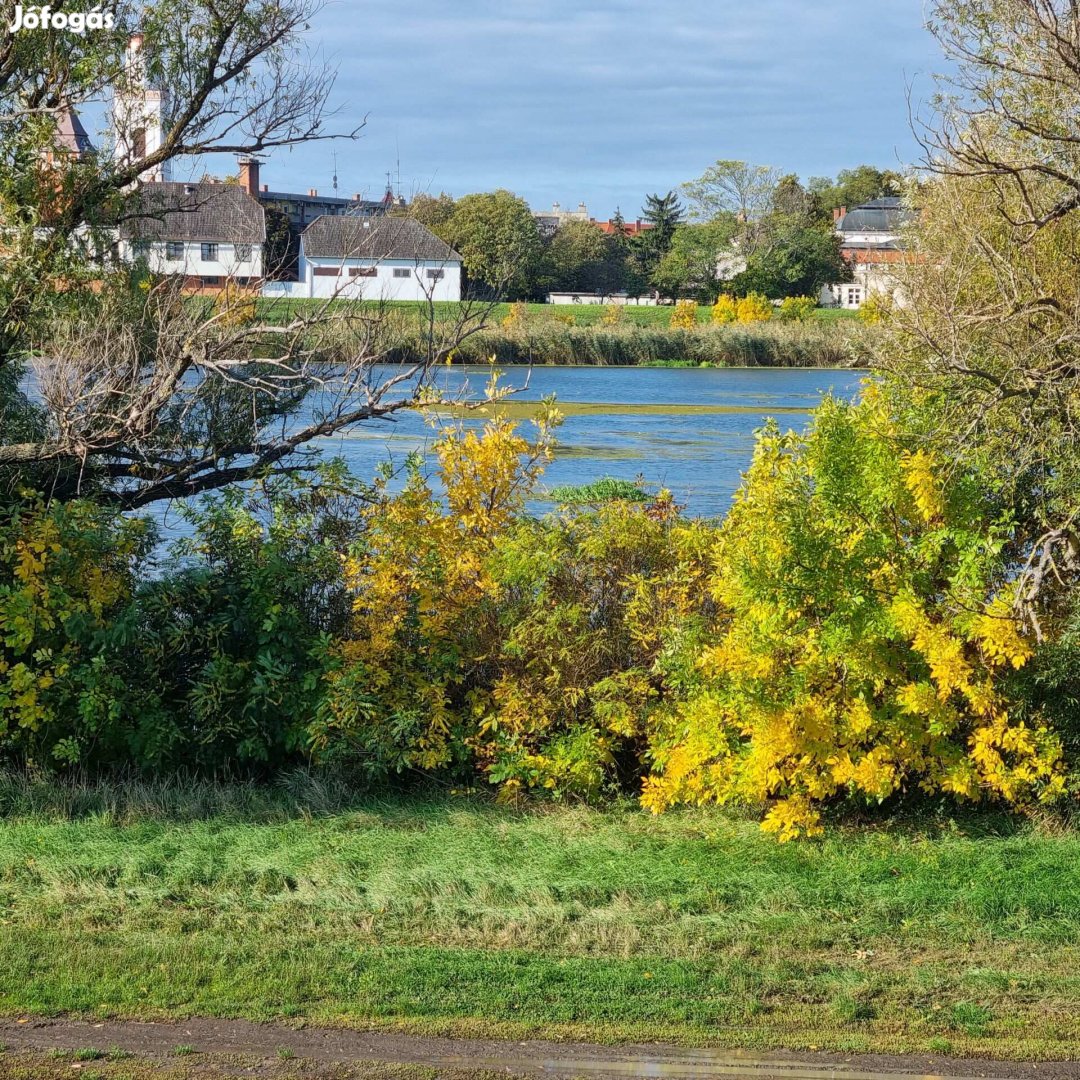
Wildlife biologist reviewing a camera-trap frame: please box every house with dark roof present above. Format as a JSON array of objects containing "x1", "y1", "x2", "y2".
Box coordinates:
[
  {"x1": 292, "y1": 215, "x2": 462, "y2": 301},
  {"x1": 119, "y1": 181, "x2": 266, "y2": 287},
  {"x1": 822, "y1": 197, "x2": 918, "y2": 309}
]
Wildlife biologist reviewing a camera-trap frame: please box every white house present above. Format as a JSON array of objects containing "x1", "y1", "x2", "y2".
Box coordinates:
[
  {"x1": 118, "y1": 181, "x2": 266, "y2": 286},
  {"x1": 821, "y1": 198, "x2": 916, "y2": 309},
  {"x1": 293, "y1": 216, "x2": 462, "y2": 301}
]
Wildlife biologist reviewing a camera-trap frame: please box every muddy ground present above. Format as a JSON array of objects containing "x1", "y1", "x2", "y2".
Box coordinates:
[{"x1": 0, "y1": 1017, "x2": 1076, "y2": 1079}]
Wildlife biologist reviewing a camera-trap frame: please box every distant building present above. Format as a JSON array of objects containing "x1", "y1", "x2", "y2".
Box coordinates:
[
  {"x1": 533, "y1": 201, "x2": 590, "y2": 237},
  {"x1": 822, "y1": 197, "x2": 916, "y2": 309},
  {"x1": 239, "y1": 155, "x2": 400, "y2": 230},
  {"x1": 118, "y1": 181, "x2": 266, "y2": 287},
  {"x1": 594, "y1": 218, "x2": 653, "y2": 238},
  {"x1": 286, "y1": 215, "x2": 462, "y2": 301},
  {"x1": 546, "y1": 291, "x2": 659, "y2": 306}
]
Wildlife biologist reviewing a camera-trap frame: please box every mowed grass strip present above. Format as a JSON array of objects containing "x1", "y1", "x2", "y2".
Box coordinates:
[
  {"x1": 253, "y1": 298, "x2": 860, "y2": 328},
  {"x1": 0, "y1": 783, "x2": 1077, "y2": 1058}
]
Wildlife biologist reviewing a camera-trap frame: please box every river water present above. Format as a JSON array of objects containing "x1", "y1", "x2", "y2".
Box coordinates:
[{"x1": 306, "y1": 365, "x2": 867, "y2": 518}]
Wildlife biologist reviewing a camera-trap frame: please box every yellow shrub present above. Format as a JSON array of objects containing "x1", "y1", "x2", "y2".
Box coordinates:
[
  {"x1": 711, "y1": 295, "x2": 737, "y2": 324},
  {"x1": 858, "y1": 293, "x2": 893, "y2": 324},
  {"x1": 502, "y1": 301, "x2": 528, "y2": 331},
  {"x1": 600, "y1": 303, "x2": 624, "y2": 326},
  {"x1": 777, "y1": 295, "x2": 817, "y2": 322},
  {"x1": 736, "y1": 292, "x2": 773, "y2": 323},
  {"x1": 670, "y1": 300, "x2": 698, "y2": 330},
  {"x1": 212, "y1": 282, "x2": 256, "y2": 327},
  {"x1": 642, "y1": 391, "x2": 1063, "y2": 838}
]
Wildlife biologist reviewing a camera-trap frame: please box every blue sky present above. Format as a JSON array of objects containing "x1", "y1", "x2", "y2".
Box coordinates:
[{"x1": 255, "y1": 2, "x2": 943, "y2": 217}]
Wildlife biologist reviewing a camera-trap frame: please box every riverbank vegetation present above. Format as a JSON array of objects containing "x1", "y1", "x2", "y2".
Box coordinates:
[{"x1": 253, "y1": 300, "x2": 868, "y2": 367}]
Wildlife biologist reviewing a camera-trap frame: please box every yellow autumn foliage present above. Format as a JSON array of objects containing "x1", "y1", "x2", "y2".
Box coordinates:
[
  {"x1": 642, "y1": 390, "x2": 1064, "y2": 837},
  {"x1": 670, "y1": 300, "x2": 698, "y2": 330}
]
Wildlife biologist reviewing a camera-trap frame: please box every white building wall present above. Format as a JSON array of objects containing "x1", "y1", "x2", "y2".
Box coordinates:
[
  {"x1": 121, "y1": 239, "x2": 263, "y2": 281},
  {"x1": 297, "y1": 255, "x2": 462, "y2": 301}
]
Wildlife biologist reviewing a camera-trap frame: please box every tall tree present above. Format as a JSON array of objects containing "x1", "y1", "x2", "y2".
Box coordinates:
[
  {"x1": 682, "y1": 161, "x2": 780, "y2": 222},
  {"x1": 881, "y1": 0, "x2": 1080, "y2": 635},
  {"x1": 807, "y1": 166, "x2": 904, "y2": 219},
  {"x1": 632, "y1": 191, "x2": 684, "y2": 282},
  {"x1": 444, "y1": 190, "x2": 543, "y2": 299},
  {"x1": 541, "y1": 219, "x2": 624, "y2": 295}
]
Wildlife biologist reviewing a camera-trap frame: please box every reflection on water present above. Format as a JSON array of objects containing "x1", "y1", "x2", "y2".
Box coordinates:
[{"x1": 309, "y1": 365, "x2": 867, "y2": 519}]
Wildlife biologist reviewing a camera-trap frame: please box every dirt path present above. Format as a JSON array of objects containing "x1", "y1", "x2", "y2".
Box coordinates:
[{"x1": 0, "y1": 1017, "x2": 1075, "y2": 1080}]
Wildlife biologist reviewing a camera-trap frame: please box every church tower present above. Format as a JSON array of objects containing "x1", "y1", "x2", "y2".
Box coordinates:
[{"x1": 112, "y1": 33, "x2": 172, "y2": 182}]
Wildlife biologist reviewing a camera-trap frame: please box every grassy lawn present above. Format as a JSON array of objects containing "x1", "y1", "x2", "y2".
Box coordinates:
[
  {"x1": 254, "y1": 298, "x2": 859, "y2": 328},
  {"x1": 0, "y1": 779, "x2": 1076, "y2": 1060}
]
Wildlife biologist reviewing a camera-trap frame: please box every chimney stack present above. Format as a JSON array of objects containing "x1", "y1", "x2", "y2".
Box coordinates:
[
  {"x1": 237, "y1": 156, "x2": 260, "y2": 197},
  {"x1": 834, "y1": 206, "x2": 847, "y2": 221},
  {"x1": 308, "y1": 188, "x2": 318, "y2": 197}
]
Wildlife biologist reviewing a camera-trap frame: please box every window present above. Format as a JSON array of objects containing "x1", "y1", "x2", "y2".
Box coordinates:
[
  {"x1": 392, "y1": 268, "x2": 412, "y2": 278},
  {"x1": 234, "y1": 243, "x2": 252, "y2": 261},
  {"x1": 201, "y1": 276, "x2": 221, "y2": 287},
  {"x1": 165, "y1": 241, "x2": 183, "y2": 261},
  {"x1": 313, "y1": 267, "x2": 340, "y2": 277},
  {"x1": 350, "y1": 266, "x2": 377, "y2": 277},
  {"x1": 426, "y1": 269, "x2": 445, "y2": 280},
  {"x1": 132, "y1": 240, "x2": 151, "y2": 259},
  {"x1": 200, "y1": 243, "x2": 219, "y2": 262},
  {"x1": 131, "y1": 127, "x2": 146, "y2": 158}
]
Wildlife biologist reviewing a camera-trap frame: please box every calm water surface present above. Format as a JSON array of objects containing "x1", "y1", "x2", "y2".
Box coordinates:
[{"x1": 306, "y1": 365, "x2": 867, "y2": 518}]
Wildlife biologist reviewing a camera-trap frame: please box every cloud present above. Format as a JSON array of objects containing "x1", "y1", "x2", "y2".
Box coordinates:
[{"x1": 262, "y1": 0, "x2": 942, "y2": 216}]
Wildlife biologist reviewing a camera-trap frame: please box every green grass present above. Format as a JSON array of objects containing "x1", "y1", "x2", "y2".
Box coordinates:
[
  {"x1": 256, "y1": 298, "x2": 858, "y2": 328},
  {"x1": 0, "y1": 774, "x2": 1077, "y2": 1060}
]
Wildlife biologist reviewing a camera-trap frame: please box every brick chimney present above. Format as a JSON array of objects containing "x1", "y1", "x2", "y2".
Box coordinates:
[
  {"x1": 237, "y1": 156, "x2": 260, "y2": 197},
  {"x1": 834, "y1": 206, "x2": 847, "y2": 222},
  {"x1": 308, "y1": 188, "x2": 318, "y2": 197}
]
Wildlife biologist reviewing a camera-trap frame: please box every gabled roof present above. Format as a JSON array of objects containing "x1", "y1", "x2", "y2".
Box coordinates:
[
  {"x1": 301, "y1": 215, "x2": 461, "y2": 262},
  {"x1": 119, "y1": 182, "x2": 266, "y2": 243}
]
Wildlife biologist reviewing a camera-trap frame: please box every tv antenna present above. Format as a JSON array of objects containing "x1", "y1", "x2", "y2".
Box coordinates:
[{"x1": 332, "y1": 151, "x2": 338, "y2": 194}]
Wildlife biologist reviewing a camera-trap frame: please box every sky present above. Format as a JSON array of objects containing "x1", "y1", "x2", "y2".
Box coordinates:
[{"x1": 257, "y1": 0, "x2": 943, "y2": 219}]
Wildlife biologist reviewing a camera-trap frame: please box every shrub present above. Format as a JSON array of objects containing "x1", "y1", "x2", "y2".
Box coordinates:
[
  {"x1": 212, "y1": 281, "x2": 256, "y2": 327},
  {"x1": 315, "y1": 408, "x2": 561, "y2": 776},
  {"x1": 316, "y1": 412, "x2": 715, "y2": 800},
  {"x1": 777, "y1": 295, "x2": 817, "y2": 322},
  {"x1": 643, "y1": 388, "x2": 1065, "y2": 838},
  {"x1": 711, "y1": 295, "x2": 737, "y2": 324},
  {"x1": 600, "y1": 303, "x2": 624, "y2": 326},
  {"x1": 114, "y1": 469, "x2": 363, "y2": 771},
  {"x1": 670, "y1": 300, "x2": 698, "y2": 330},
  {"x1": 858, "y1": 292, "x2": 893, "y2": 324},
  {"x1": 736, "y1": 292, "x2": 773, "y2": 323},
  {"x1": 0, "y1": 501, "x2": 153, "y2": 766},
  {"x1": 501, "y1": 301, "x2": 528, "y2": 331}
]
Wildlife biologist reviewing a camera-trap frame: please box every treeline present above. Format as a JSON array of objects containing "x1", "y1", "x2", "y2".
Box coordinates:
[{"x1": 401, "y1": 165, "x2": 904, "y2": 302}]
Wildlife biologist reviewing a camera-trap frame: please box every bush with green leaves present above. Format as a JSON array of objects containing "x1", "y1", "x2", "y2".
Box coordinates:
[{"x1": 115, "y1": 467, "x2": 365, "y2": 772}]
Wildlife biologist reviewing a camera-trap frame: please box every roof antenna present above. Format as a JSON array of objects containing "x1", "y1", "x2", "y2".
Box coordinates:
[{"x1": 332, "y1": 151, "x2": 338, "y2": 194}]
